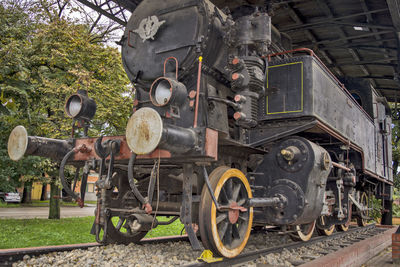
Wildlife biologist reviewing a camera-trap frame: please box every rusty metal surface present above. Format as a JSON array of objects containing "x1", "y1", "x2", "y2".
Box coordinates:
[
  {"x1": 205, "y1": 128, "x2": 218, "y2": 160},
  {"x1": 137, "y1": 149, "x2": 171, "y2": 159},
  {"x1": 126, "y1": 107, "x2": 164, "y2": 155},
  {"x1": 74, "y1": 136, "x2": 130, "y2": 161},
  {"x1": 331, "y1": 162, "x2": 352, "y2": 172}
]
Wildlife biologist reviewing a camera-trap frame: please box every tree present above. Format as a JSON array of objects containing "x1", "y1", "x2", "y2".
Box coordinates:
[
  {"x1": 0, "y1": 1, "x2": 45, "y2": 196},
  {"x1": 0, "y1": 0, "x2": 132, "y2": 217},
  {"x1": 392, "y1": 103, "x2": 400, "y2": 190}
]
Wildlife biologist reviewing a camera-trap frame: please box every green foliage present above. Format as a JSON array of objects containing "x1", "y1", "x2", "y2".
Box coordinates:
[
  {"x1": 0, "y1": 118, "x2": 44, "y2": 192},
  {"x1": 25, "y1": 19, "x2": 132, "y2": 138},
  {"x1": 394, "y1": 203, "x2": 400, "y2": 217},
  {"x1": 370, "y1": 196, "x2": 383, "y2": 222},
  {"x1": 392, "y1": 103, "x2": 400, "y2": 190},
  {"x1": 0, "y1": 0, "x2": 132, "y2": 192},
  {"x1": 393, "y1": 189, "x2": 400, "y2": 217},
  {"x1": 0, "y1": 2, "x2": 43, "y2": 192}
]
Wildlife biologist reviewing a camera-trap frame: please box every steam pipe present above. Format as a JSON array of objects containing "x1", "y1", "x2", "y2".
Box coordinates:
[
  {"x1": 193, "y1": 56, "x2": 203, "y2": 128},
  {"x1": 332, "y1": 162, "x2": 352, "y2": 172},
  {"x1": 59, "y1": 149, "x2": 83, "y2": 207},
  {"x1": 128, "y1": 154, "x2": 152, "y2": 214}
]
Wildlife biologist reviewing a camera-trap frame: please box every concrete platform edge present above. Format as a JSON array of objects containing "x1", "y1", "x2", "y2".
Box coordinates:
[{"x1": 299, "y1": 226, "x2": 397, "y2": 267}]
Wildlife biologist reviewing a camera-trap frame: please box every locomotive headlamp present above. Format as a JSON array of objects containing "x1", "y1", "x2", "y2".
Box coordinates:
[
  {"x1": 154, "y1": 80, "x2": 172, "y2": 105},
  {"x1": 66, "y1": 95, "x2": 83, "y2": 117},
  {"x1": 65, "y1": 90, "x2": 97, "y2": 121},
  {"x1": 149, "y1": 77, "x2": 187, "y2": 107}
]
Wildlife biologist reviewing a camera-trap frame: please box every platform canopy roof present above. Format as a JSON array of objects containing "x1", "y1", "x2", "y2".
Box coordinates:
[{"x1": 76, "y1": 0, "x2": 400, "y2": 102}]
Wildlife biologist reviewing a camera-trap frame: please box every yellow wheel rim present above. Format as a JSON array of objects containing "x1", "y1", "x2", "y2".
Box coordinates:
[
  {"x1": 322, "y1": 225, "x2": 335, "y2": 236},
  {"x1": 317, "y1": 216, "x2": 335, "y2": 236},
  {"x1": 337, "y1": 203, "x2": 352, "y2": 232},
  {"x1": 338, "y1": 224, "x2": 349, "y2": 231},
  {"x1": 206, "y1": 167, "x2": 253, "y2": 258},
  {"x1": 357, "y1": 192, "x2": 369, "y2": 227},
  {"x1": 291, "y1": 221, "x2": 316, "y2": 241}
]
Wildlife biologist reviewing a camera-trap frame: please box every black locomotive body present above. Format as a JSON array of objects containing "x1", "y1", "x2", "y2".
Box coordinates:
[{"x1": 8, "y1": 0, "x2": 393, "y2": 258}]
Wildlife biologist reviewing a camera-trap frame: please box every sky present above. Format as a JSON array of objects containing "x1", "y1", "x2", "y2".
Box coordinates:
[{"x1": 62, "y1": 0, "x2": 132, "y2": 48}]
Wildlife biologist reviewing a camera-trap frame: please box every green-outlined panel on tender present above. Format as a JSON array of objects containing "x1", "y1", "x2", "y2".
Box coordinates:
[{"x1": 266, "y1": 62, "x2": 303, "y2": 115}]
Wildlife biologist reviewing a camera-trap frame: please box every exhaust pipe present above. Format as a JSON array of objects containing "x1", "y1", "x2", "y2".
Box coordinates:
[{"x1": 8, "y1": 126, "x2": 73, "y2": 162}]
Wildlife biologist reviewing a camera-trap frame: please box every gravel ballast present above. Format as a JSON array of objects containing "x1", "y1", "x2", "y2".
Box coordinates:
[{"x1": 12, "y1": 226, "x2": 380, "y2": 267}]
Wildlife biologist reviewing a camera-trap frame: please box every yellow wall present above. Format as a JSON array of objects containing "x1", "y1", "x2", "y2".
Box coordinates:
[{"x1": 31, "y1": 182, "x2": 43, "y2": 200}]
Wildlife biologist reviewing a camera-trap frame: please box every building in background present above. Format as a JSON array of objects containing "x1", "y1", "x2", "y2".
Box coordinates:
[
  {"x1": 71, "y1": 173, "x2": 99, "y2": 201},
  {"x1": 27, "y1": 172, "x2": 99, "y2": 201}
]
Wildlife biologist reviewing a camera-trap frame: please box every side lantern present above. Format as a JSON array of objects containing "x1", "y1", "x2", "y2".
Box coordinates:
[
  {"x1": 149, "y1": 77, "x2": 187, "y2": 107},
  {"x1": 65, "y1": 90, "x2": 97, "y2": 121}
]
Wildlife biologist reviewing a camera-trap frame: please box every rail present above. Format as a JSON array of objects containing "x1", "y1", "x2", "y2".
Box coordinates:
[{"x1": 185, "y1": 224, "x2": 384, "y2": 267}]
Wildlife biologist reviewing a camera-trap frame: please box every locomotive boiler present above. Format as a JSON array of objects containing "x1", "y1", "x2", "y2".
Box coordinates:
[{"x1": 7, "y1": 0, "x2": 393, "y2": 258}]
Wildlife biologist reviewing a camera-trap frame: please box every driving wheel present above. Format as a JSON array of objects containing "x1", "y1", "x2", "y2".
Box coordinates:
[
  {"x1": 290, "y1": 221, "x2": 316, "y2": 241},
  {"x1": 199, "y1": 167, "x2": 253, "y2": 258},
  {"x1": 316, "y1": 216, "x2": 335, "y2": 236}
]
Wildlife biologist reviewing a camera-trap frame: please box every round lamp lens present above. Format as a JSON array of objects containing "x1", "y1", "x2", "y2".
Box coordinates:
[
  {"x1": 68, "y1": 96, "x2": 82, "y2": 117},
  {"x1": 155, "y1": 80, "x2": 172, "y2": 105}
]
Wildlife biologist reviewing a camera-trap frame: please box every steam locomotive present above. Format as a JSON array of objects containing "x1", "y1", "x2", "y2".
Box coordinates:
[{"x1": 8, "y1": 0, "x2": 393, "y2": 258}]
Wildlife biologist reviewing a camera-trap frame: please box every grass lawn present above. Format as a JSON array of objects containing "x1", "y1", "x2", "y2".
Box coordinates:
[
  {"x1": 0, "y1": 216, "x2": 184, "y2": 249},
  {"x1": 144, "y1": 216, "x2": 185, "y2": 238}
]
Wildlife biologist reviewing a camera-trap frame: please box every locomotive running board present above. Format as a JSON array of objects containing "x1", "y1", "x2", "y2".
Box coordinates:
[{"x1": 249, "y1": 119, "x2": 317, "y2": 147}]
